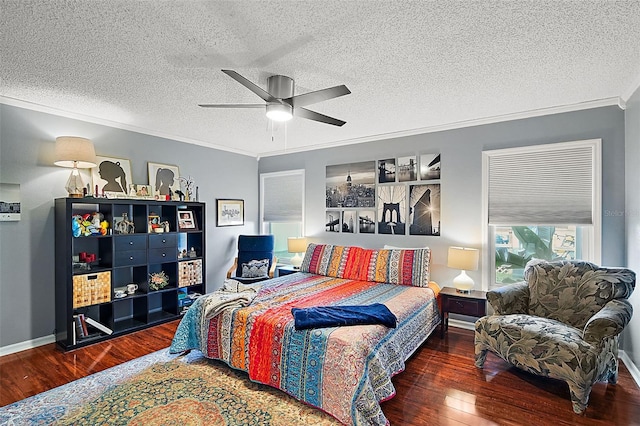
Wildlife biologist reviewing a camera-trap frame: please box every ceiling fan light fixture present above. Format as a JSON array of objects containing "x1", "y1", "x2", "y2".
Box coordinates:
[{"x1": 266, "y1": 103, "x2": 293, "y2": 122}]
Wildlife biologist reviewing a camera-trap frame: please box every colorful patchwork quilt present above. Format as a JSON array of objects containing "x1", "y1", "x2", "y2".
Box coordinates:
[{"x1": 171, "y1": 270, "x2": 439, "y2": 425}]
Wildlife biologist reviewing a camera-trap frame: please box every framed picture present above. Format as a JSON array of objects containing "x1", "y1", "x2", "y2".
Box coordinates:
[
  {"x1": 325, "y1": 210, "x2": 340, "y2": 232},
  {"x1": 91, "y1": 156, "x2": 132, "y2": 196},
  {"x1": 377, "y1": 158, "x2": 396, "y2": 183},
  {"x1": 419, "y1": 153, "x2": 441, "y2": 180},
  {"x1": 409, "y1": 183, "x2": 441, "y2": 236},
  {"x1": 148, "y1": 162, "x2": 180, "y2": 198},
  {"x1": 216, "y1": 199, "x2": 244, "y2": 227},
  {"x1": 397, "y1": 155, "x2": 418, "y2": 182},
  {"x1": 128, "y1": 184, "x2": 152, "y2": 198},
  {"x1": 0, "y1": 183, "x2": 21, "y2": 221},
  {"x1": 178, "y1": 210, "x2": 197, "y2": 230}
]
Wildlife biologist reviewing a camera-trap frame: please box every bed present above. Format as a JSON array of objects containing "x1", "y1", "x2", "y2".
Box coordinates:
[{"x1": 170, "y1": 243, "x2": 441, "y2": 425}]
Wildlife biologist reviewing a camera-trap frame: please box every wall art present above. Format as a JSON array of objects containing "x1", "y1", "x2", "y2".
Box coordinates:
[
  {"x1": 409, "y1": 183, "x2": 441, "y2": 236},
  {"x1": 326, "y1": 161, "x2": 375, "y2": 208},
  {"x1": 419, "y1": 153, "x2": 441, "y2": 180},
  {"x1": 91, "y1": 156, "x2": 132, "y2": 196},
  {"x1": 377, "y1": 184, "x2": 406, "y2": 235},
  {"x1": 148, "y1": 162, "x2": 180, "y2": 199}
]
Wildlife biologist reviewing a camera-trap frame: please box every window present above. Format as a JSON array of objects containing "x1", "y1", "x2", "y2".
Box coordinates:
[
  {"x1": 483, "y1": 139, "x2": 601, "y2": 288},
  {"x1": 260, "y1": 170, "x2": 305, "y2": 264}
]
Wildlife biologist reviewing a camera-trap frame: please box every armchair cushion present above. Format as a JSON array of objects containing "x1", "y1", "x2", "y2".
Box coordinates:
[
  {"x1": 241, "y1": 259, "x2": 270, "y2": 279},
  {"x1": 525, "y1": 259, "x2": 635, "y2": 329}
]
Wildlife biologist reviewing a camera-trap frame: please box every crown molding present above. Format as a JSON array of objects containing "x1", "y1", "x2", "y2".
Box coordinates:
[
  {"x1": 1, "y1": 95, "x2": 622, "y2": 159},
  {"x1": 621, "y1": 74, "x2": 640, "y2": 103},
  {"x1": 0, "y1": 96, "x2": 257, "y2": 158},
  {"x1": 259, "y1": 97, "x2": 622, "y2": 157}
]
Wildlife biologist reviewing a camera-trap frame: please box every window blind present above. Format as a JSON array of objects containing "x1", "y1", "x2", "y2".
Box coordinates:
[
  {"x1": 262, "y1": 171, "x2": 304, "y2": 222},
  {"x1": 487, "y1": 142, "x2": 596, "y2": 225}
]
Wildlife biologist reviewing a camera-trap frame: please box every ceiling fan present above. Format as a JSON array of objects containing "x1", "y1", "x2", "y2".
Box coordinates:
[{"x1": 198, "y1": 69, "x2": 351, "y2": 126}]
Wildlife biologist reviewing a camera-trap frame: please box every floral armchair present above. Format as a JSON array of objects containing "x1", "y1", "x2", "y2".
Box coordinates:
[{"x1": 474, "y1": 259, "x2": 635, "y2": 414}]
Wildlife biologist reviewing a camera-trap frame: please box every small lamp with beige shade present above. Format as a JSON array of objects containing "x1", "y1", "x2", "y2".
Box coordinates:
[
  {"x1": 447, "y1": 246, "x2": 479, "y2": 293},
  {"x1": 287, "y1": 237, "x2": 308, "y2": 269},
  {"x1": 54, "y1": 136, "x2": 97, "y2": 198}
]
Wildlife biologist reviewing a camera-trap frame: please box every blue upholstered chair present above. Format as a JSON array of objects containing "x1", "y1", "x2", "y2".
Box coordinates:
[
  {"x1": 226, "y1": 235, "x2": 277, "y2": 284},
  {"x1": 475, "y1": 259, "x2": 635, "y2": 414}
]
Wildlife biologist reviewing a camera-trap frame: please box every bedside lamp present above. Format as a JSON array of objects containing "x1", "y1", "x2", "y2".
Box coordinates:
[
  {"x1": 287, "y1": 237, "x2": 308, "y2": 269},
  {"x1": 447, "y1": 246, "x2": 479, "y2": 293},
  {"x1": 54, "y1": 136, "x2": 97, "y2": 198}
]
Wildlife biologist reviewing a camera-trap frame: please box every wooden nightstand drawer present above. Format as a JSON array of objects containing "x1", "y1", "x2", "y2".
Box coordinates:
[
  {"x1": 444, "y1": 298, "x2": 485, "y2": 316},
  {"x1": 439, "y1": 287, "x2": 487, "y2": 338}
]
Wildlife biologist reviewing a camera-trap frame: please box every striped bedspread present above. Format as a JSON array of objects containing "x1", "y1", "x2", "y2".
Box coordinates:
[{"x1": 170, "y1": 272, "x2": 440, "y2": 425}]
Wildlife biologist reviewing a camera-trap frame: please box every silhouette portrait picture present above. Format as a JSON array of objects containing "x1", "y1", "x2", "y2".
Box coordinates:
[
  {"x1": 91, "y1": 156, "x2": 132, "y2": 195},
  {"x1": 148, "y1": 162, "x2": 180, "y2": 198}
]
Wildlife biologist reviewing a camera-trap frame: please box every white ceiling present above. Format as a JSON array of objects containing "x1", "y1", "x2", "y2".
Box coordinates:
[{"x1": 2, "y1": 1, "x2": 640, "y2": 157}]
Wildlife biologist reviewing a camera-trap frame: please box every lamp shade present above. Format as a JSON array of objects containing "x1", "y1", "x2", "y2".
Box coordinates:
[
  {"x1": 54, "y1": 136, "x2": 97, "y2": 169},
  {"x1": 447, "y1": 246, "x2": 479, "y2": 293},
  {"x1": 287, "y1": 237, "x2": 308, "y2": 254},
  {"x1": 447, "y1": 247, "x2": 479, "y2": 271}
]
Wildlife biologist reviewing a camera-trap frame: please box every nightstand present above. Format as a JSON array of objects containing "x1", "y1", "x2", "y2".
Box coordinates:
[
  {"x1": 277, "y1": 265, "x2": 300, "y2": 277},
  {"x1": 439, "y1": 287, "x2": 487, "y2": 338}
]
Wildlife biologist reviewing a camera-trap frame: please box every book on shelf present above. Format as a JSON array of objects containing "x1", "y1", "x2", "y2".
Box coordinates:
[
  {"x1": 84, "y1": 317, "x2": 113, "y2": 335},
  {"x1": 78, "y1": 313, "x2": 89, "y2": 336},
  {"x1": 73, "y1": 315, "x2": 86, "y2": 338}
]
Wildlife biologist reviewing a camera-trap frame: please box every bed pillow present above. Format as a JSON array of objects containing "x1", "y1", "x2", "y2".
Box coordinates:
[
  {"x1": 241, "y1": 259, "x2": 269, "y2": 278},
  {"x1": 301, "y1": 243, "x2": 431, "y2": 287}
]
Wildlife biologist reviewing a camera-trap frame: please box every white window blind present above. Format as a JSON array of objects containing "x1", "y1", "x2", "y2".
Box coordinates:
[
  {"x1": 261, "y1": 170, "x2": 304, "y2": 222},
  {"x1": 487, "y1": 140, "x2": 599, "y2": 225}
]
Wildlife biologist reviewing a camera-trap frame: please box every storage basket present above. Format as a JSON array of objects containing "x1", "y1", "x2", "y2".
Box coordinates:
[
  {"x1": 178, "y1": 259, "x2": 203, "y2": 287},
  {"x1": 73, "y1": 271, "x2": 111, "y2": 308}
]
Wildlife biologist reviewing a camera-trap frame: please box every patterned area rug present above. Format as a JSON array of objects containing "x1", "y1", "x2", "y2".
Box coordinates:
[{"x1": 0, "y1": 349, "x2": 339, "y2": 425}]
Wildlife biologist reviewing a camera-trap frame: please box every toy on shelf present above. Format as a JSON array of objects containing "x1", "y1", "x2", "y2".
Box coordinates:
[{"x1": 72, "y1": 212, "x2": 109, "y2": 237}]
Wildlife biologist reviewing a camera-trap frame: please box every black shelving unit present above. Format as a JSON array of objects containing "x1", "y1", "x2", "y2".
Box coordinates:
[{"x1": 54, "y1": 197, "x2": 205, "y2": 350}]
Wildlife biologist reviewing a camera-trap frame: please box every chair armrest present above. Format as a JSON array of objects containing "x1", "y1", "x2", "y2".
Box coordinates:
[
  {"x1": 269, "y1": 257, "x2": 278, "y2": 278},
  {"x1": 583, "y1": 299, "x2": 633, "y2": 345},
  {"x1": 486, "y1": 281, "x2": 529, "y2": 315},
  {"x1": 226, "y1": 257, "x2": 238, "y2": 279}
]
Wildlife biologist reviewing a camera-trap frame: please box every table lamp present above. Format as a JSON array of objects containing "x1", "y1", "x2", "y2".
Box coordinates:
[
  {"x1": 287, "y1": 237, "x2": 308, "y2": 269},
  {"x1": 54, "y1": 136, "x2": 97, "y2": 198},
  {"x1": 447, "y1": 246, "x2": 479, "y2": 293}
]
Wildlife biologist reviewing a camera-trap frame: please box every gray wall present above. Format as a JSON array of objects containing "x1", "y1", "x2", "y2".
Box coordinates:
[
  {"x1": 0, "y1": 104, "x2": 258, "y2": 349},
  {"x1": 625, "y1": 86, "x2": 640, "y2": 367},
  {"x1": 259, "y1": 105, "x2": 628, "y2": 339}
]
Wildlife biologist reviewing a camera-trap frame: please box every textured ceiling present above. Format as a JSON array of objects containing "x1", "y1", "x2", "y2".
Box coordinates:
[{"x1": 2, "y1": 1, "x2": 640, "y2": 157}]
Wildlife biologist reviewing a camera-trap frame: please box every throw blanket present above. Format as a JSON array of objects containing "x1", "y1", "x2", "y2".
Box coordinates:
[
  {"x1": 201, "y1": 290, "x2": 257, "y2": 321},
  {"x1": 292, "y1": 303, "x2": 397, "y2": 330}
]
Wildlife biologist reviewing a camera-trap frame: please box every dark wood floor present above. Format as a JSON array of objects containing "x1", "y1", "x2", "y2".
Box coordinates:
[{"x1": 1, "y1": 322, "x2": 639, "y2": 425}]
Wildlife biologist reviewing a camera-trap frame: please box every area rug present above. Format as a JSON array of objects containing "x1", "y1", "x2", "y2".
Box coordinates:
[{"x1": 0, "y1": 349, "x2": 340, "y2": 425}]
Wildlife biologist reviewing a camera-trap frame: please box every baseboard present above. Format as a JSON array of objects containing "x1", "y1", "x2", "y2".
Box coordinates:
[
  {"x1": 619, "y1": 350, "x2": 640, "y2": 388},
  {"x1": 448, "y1": 318, "x2": 475, "y2": 332},
  {"x1": 0, "y1": 334, "x2": 55, "y2": 357},
  {"x1": 448, "y1": 318, "x2": 640, "y2": 389}
]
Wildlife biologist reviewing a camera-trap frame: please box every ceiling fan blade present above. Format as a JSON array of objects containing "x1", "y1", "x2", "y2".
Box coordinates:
[
  {"x1": 284, "y1": 85, "x2": 351, "y2": 108},
  {"x1": 221, "y1": 69, "x2": 274, "y2": 102},
  {"x1": 198, "y1": 104, "x2": 264, "y2": 108},
  {"x1": 295, "y1": 107, "x2": 346, "y2": 127}
]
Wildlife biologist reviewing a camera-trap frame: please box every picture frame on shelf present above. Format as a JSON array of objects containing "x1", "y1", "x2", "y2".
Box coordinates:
[
  {"x1": 216, "y1": 199, "x2": 244, "y2": 227},
  {"x1": 147, "y1": 162, "x2": 180, "y2": 199},
  {"x1": 91, "y1": 156, "x2": 132, "y2": 196},
  {"x1": 178, "y1": 210, "x2": 197, "y2": 230},
  {"x1": 128, "y1": 184, "x2": 152, "y2": 198}
]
